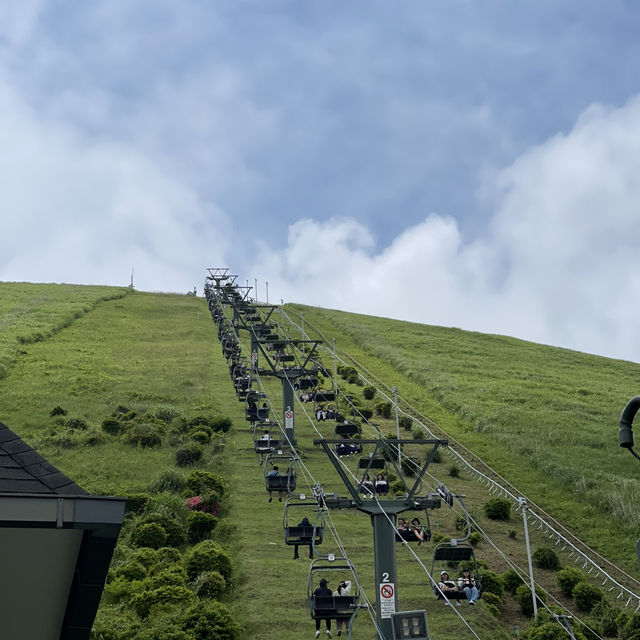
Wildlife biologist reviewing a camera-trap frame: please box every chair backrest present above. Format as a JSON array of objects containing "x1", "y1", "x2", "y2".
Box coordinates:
[{"x1": 433, "y1": 545, "x2": 473, "y2": 562}]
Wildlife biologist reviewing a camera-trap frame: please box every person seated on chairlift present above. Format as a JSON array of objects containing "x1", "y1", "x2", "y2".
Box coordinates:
[
  {"x1": 300, "y1": 391, "x2": 310, "y2": 402},
  {"x1": 312, "y1": 578, "x2": 333, "y2": 638},
  {"x1": 315, "y1": 405, "x2": 326, "y2": 421},
  {"x1": 375, "y1": 473, "x2": 388, "y2": 495},
  {"x1": 333, "y1": 579, "x2": 353, "y2": 637},
  {"x1": 396, "y1": 518, "x2": 411, "y2": 541},
  {"x1": 260, "y1": 430, "x2": 271, "y2": 441},
  {"x1": 267, "y1": 466, "x2": 280, "y2": 503},
  {"x1": 326, "y1": 404, "x2": 336, "y2": 420},
  {"x1": 360, "y1": 474, "x2": 375, "y2": 496},
  {"x1": 438, "y1": 571, "x2": 466, "y2": 605},
  {"x1": 293, "y1": 515, "x2": 314, "y2": 560},
  {"x1": 410, "y1": 517, "x2": 426, "y2": 544},
  {"x1": 458, "y1": 567, "x2": 479, "y2": 605},
  {"x1": 247, "y1": 400, "x2": 257, "y2": 421}
]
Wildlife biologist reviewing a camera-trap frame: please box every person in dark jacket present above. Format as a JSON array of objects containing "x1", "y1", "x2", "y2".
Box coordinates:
[
  {"x1": 313, "y1": 578, "x2": 333, "y2": 637},
  {"x1": 293, "y1": 516, "x2": 314, "y2": 559}
]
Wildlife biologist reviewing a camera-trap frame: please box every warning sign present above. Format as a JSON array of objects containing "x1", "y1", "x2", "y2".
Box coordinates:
[
  {"x1": 379, "y1": 583, "x2": 396, "y2": 619},
  {"x1": 284, "y1": 410, "x2": 293, "y2": 431}
]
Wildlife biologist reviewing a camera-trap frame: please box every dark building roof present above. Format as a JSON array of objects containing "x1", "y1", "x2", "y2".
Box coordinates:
[{"x1": 0, "y1": 420, "x2": 88, "y2": 495}]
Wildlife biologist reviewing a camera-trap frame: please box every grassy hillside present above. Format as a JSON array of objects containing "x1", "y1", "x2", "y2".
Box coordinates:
[
  {"x1": 286, "y1": 303, "x2": 640, "y2": 572},
  {"x1": 0, "y1": 283, "x2": 639, "y2": 639}
]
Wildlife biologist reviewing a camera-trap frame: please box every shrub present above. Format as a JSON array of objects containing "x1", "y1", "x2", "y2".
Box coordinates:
[
  {"x1": 49, "y1": 405, "x2": 67, "y2": 417},
  {"x1": 146, "y1": 492, "x2": 190, "y2": 522},
  {"x1": 102, "y1": 418, "x2": 124, "y2": 435},
  {"x1": 479, "y1": 569, "x2": 503, "y2": 597},
  {"x1": 114, "y1": 405, "x2": 130, "y2": 415},
  {"x1": 125, "y1": 423, "x2": 163, "y2": 448},
  {"x1": 189, "y1": 416, "x2": 211, "y2": 428},
  {"x1": 359, "y1": 408, "x2": 373, "y2": 420},
  {"x1": 400, "y1": 456, "x2": 420, "y2": 477},
  {"x1": 529, "y1": 622, "x2": 573, "y2": 640},
  {"x1": 188, "y1": 511, "x2": 218, "y2": 543},
  {"x1": 211, "y1": 522, "x2": 239, "y2": 545},
  {"x1": 114, "y1": 560, "x2": 147, "y2": 581},
  {"x1": 176, "y1": 442, "x2": 204, "y2": 467},
  {"x1": 573, "y1": 581, "x2": 603, "y2": 613},
  {"x1": 399, "y1": 415, "x2": 413, "y2": 431},
  {"x1": 533, "y1": 547, "x2": 561, "y2": 570},
  {"x1": 508, "y1": 529, "x2": 517, "y2": 538},
  {"x1": 375, "y1": 401, "x2": 392, "y2": 419},
  {"x1": 148, "y1": 565, "x2": 188, "y2": 588},
  {"x1": 483, "y1": 498, "x2": 511, "y2": 520},
  {"x1": 184, "y1": 540, "x2": 233, "y2": 581},
  {"x1": 81, "y1": 429, "x2": 105, "y2": 446},
  {"x1": 210, "y1": 417, "x2": 232, "y2": 433},
  {"x1": 501, "y1": 569, "x2": 524, "y2": 594},
  {"x1": 157, "y1": 547, "x2": 182, "y2": 565},
  {"x1": 141, "y1": 515, "x2": 186, "y2": 548},
  {"x1": 195, "y1": 571, "x2": 227, "y2": 599},
  {"x1": 448, "y1": 465, "x2": 459, "y2": 478},
  {"x1": 186, "y1": 495, "x2": 220, "y2": 516},
  {"x1": 482, "y1": 591, "x2": 503, "y2": 612},
  {"x1": 131, "y1": 547, "x2": 160, "y2": 569},
  {"x1": 363, "y1": 386, "x2": 376, "y2": 400},
  {"x1": 156, "y1": 408, "x2": 180, "y2": 424},
  {"x1": 469, "y1": 532, "x2": 482, "y2": 547},
  {"x1": 148, "y1": 470, "x2": 187, "y2": 494},
  {"x1": 131, "y1": 523, "x2": 167, "y2": 549},
  {"x1": 515, "y1": 583, "x2": 547, "y2": 617},
  {"x1": 186, "y1": 471, "x2": 227, "y2": 497},
  {"x1": 191, "y1": 430, "x2": 211, "y2": 445},
  {"x1": 66, "y1": 417, "x2": 88, "y2": 430},
  {"x1": 181, "y1": 601, "x2": 240, "y2": 640},
  {"x1": 126, "y1": 493, "x2": 150, "y2": 515},
  {"x1": 130, "y1": 584, "x2": 194, "y2": 618},
  {"x1": 591, "y1": 600, "x2": 620, "y2": 637},
  {"x1": 556, "y1": 567, "x2": 586, "y2": 597}
]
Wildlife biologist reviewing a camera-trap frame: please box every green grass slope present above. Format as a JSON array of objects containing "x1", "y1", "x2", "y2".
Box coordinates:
[{"x1": 287, "y1": 303, "x2": 640, "y2": 572}]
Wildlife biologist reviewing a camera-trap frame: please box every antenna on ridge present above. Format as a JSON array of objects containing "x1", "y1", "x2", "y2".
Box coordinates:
[{"x1": 129, "y1": 267, "x2": 134, "y2": 289}]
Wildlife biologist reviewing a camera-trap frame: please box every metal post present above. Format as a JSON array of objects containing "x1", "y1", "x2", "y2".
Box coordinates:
[
  {"x1": 301, "y1": 313, "x2": 305, "y2": 355},
  {"x1": 519, "y1": 497, "x2": 538, "y2": 618},
  {"x1": 372, "y1": 512, "x2": 398, "y2": 640},
  {"x1": 393, "y1": 386, "x2": 401, "y2": 466},
  {"x1": 332, "y1": 338, "x2": 338, "y2": 397},
  {"x1": 266, "y1": 281, "x2": 269, "y2": 304},
  {"x1": 282, "y1": 378, "x2": 295, "y2": 446},
  {"x1": 254, "y1": 278, "x2": 258, "y2": 302},
  {"x1": 250, "y1": 330, "x2": 259, "y2": 372}
]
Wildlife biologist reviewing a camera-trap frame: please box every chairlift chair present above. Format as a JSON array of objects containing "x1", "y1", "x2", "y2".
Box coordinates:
[
  {"x1": 333, "y1": 422, "x2": 363, "y2": 457},
  {"x1": 283, "y1": 497, "x2": 325, "y2": 549},
  {"x1": 314, "y1": 390, "x2": 336, "y2": 403},
  {"x1": 356, "y1": 454, "x2": 388, "y2": 496},
  {"x1": 307, "y1": 557, "x2": 360, "y2": 625},
  {"x1": 299, "y1": 377, "x2": 317, "y2": 390},
  {"x1": 395, "y1": 509, "x2": 432, "y2": 545},
  {"x1": 254, "y1": 426, "x2": 282, "y2": 456},
  {"x1": 430, "y1": 541, "x2": 481, "y2": 599},
  {"x1": 264, "y1": 451, "x2": 297, "y2": 495}
]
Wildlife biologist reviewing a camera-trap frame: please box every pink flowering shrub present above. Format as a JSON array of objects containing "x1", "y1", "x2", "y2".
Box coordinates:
[{"x1": 186, "y1": 495, "x2": 220, "y2": 516}]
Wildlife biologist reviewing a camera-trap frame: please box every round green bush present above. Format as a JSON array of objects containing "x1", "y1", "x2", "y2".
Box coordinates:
[
  {"x1": 156, "y1": 408, "x2": 180, "y2": 424},
  {"x1": 591, "y1": 601, "x2": 620, "y2": 637},
  {"x1": 479, "y1": 569, "x2": 503, "y2": 597},
  {"x1": 176, "y1": 442, "x2": 203, "y2": 467},
  {"x1": 375, "y1": 401, "x2": 392, "y2": 419},
  {"x1": 141, "y1": 515, "x2": 186, "y2": 548},
  {"x1": 189, "y1": 416, "x2": 211, "y2": 428},
  {"x1": 114, "y1": 560, "x2": 147, "y2": 581},
  {"x1": 533, "y1": 547, "x2": 561, "y2": 570},
  {"x1": 448, "y1": 464, "x2": 460, "y2": 477},
  {"x1": 130, "y1": 547, "x2": 160, "y2": 569},
  {"x1": 66, "y1": 417, "x2": 88, "y2": 430},
  {"x1": 188, "y1": 511, "x2": 218, "y2": 543},
  {"x1": 556, "y1": 567, "x2": 586, "y2": 597},
  {"x1": 469, "y1": 531, "x2": 482, "y2": 547},
  {"x1": 131, "y1": 523, "x2": 167, "y2": 549},
  {"x1": 148, "y1": 565, "x2": 188, "y2": 588},
  {"x1": 125, "y1": 423, "x2": 163, "y2": 448},
  {"x1": 398, "y1": 416, "x2": 413, "y2": 431},
  {"x1": 102, "y1": 418, "x2": 125, "y2": 435},
  {"x1": 184, "y1": 540, "x2": 232, "y2": 581},
  {"x1": 210, "y1": 417, "x2": 232, "y2": 433},
  {"x1": 359, "y1": 408, "x2": 373, "y2": 420},
  {"x1": 529, "y1": 622, "x2": 573, "y2": 640},
  {"x1": 181, "y1": 601, "x2": 240, "y2": 640},
  {"x1": 156, "y1": 547, "x2": 182, "y2": 565},
  {"x1": 482, "y1": 591, "x2": 503, "y2": 611},
  {"x1": 80, "y1": 430, "x2": 105, "y2": 446},
  {"x1": 130, "y1": 584, "x2": 194, "y2": 618},
  {"x1": 515, "y1": 583, "x2": 547, "y2": 617},
  {"x1": 400, "y1": 456, "x2": 420, "y2": 477},
  {"x1": 501, "y1": 569, "x2": 524, "y2": 594},
  {"x1": 483, "y1": 498, "x2": 511, "y2": 520},
  {"x1": 573, "y1": 581, "x2": 603, "y2": 613},
  {"x1": 186, "y1": 471, "x2": 227, "y2": 497},
  {"x1": 126, "y1": 493, "x2": 150, "y2": 515},
  {"x1": 148, "y1": 470, "x2": 187, "y2": 494},
  {"x1": 49, "y1": 405, "x2": 67, "y2": 417},
  {"x1": 190, "y1": 430, "x2": 211, "y2": 445},
  {"x1": 195, "y1": 570, "x2": 227, "y2": 599},
  {"x1": 363, "y1": 386, "x2": 376, "y2": 400}
]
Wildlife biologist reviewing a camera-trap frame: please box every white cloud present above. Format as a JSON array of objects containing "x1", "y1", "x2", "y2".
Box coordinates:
[
  {"x1": 0, "y1": 77, "x2": 229, "y2": 293},
  {"x1": 250, "y1": 95, "x2": 640, "y2": 362}
]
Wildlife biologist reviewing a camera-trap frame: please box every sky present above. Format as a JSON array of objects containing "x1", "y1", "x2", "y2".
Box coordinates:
[{"x1": 1, "y1": 1, "x2": 640, "y2": 363}]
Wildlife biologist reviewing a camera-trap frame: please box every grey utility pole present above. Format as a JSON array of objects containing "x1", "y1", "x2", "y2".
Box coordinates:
[
  {"x1": 314, "y1": 438, "x2": 446, "y2": 639},
  {"x1": 393, "y1": 386, "x2": 401, "y2": 466},
  {"x1": 519, "y1": 497, "x2": 538, "y2": 619}
]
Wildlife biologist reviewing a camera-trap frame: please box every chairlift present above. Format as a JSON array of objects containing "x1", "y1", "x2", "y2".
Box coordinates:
[
  {"x1": 395, "y1": 509, "x2": 431, "y2": 545},
  {"x1": 356, "y1": 454, "x2": 388, "y2": 496},
  {"x1": 307, "y1": 557, "x2": 360, "y2": 629},
  {"x1": 314, "y1": 390, "x2": 336, "y2": 403},
  {"x1": 299, "y1": 377, "x2": 317, "y2": 390},
  {"x1": 333, "y1": 422, "x2": 363, "y2": 458},
  {"x1": 254, "y1": 426, "x2": 282, "y2": 458},
  {"x1": 283, "y1": 497, "x2": 325, "y2": 551},
  {"x1": 264, "y1": 451, "x2": 297, "y2": 497}
]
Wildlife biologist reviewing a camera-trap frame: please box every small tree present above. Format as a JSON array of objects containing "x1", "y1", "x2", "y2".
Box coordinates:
[
  {"x1": 533, "y1": 547, "x2": 560, "y2": 570},
  {"x1": 556, "y1": 567, "x2": 586, "y2": 597},
  {"x1": 483, "y1": 498, "x2": 511, "y2": 520},
  {"x1": 515, "y1": 583, "x2": 547, "y2": 617},
  {"x1": 363, "y1": 386, "x2": 376, "y2": 400},
  {"x1": 572, "y1": 581, "x2": 603, "y2": 613}
]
